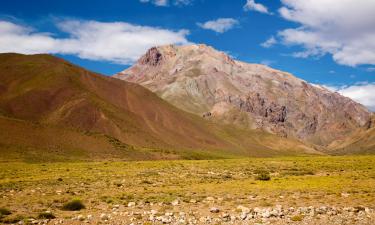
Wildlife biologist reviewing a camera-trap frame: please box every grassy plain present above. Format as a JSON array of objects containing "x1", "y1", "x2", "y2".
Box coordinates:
[{"x1": 0, "y1": 156, "x2": 374, "y2": 223}]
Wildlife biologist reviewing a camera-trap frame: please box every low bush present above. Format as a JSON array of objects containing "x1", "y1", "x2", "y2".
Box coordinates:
[
  {"x1": 61, "y1": 199, "x2": 85, "y2": 211},
  {"x1": 291, "y1": 215, "x2": 304, "y2": 221},
  {"x1": 255, "y1": 171, "x2": 271, "y2": 181},
  {"x1": 0, "y1": 208, "x2": 11, "y2": 216},
  {"x1": 38, "y1": 211, "x2": 55, "y2": 219}
]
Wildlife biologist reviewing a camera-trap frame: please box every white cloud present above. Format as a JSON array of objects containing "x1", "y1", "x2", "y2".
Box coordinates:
[
  {"x1": 139, "y1": 0, "x2": 192, "y2": 7},
  {"x1": 278, "y1": 0, "x2": 375, "y2": 66},
  {"x1": 319, "y1": 82, "x2": 375, "y2": 111},
  {"x1": 338, "y1": 83, "x2": 375, "y2": 111},
  {"x1": 140, "y1": 0, "x2": 168, "y2": 6},
  {"x1": 0, "y1": 20, "x2": 191, "y2": 65},
  {"x1": 243, "y1": 0, "x2": 271, "y2": 14},
  {"x1": 261, "y1": 36, "x2": 276, "y2": 48},
  {"x1": 197, "y1": 18, "x2": 239, "y2": 33}
]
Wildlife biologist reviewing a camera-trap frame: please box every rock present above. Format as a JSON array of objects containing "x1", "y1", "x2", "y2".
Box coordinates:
[
  {"x1": 86, "y1": 215, "x2": 93, "y2": 220},
  {"x1": 354, "y1": 206, "x2": 366, "y2": 212},
  {"x1": 317, "y1": 206, "x2": 327, "y2": 214},
  {"x1": 165, "y1": 212, "x2": 173, "y2": 216},
  {"x1": 341, "y1": 192, "x2": 350, "y2": 197},
  {"x1": 262, "y1": 210, "x2": 271, "y2": 218},
  {"x1": 138, "y1": 47, "x2": 164, "y2": 66},
  {"x1": 161, "y1": 216, "x2": 171, "y2": 223},
  {"x1": 128, "y1": 202, "x2": 136, "y2": 207},
  {"x1": 77, "y1": 215, "x2": 84, "y2": 221},
  {"x1": 100, "y1": 213, "x2": 109, "y2": 221},
  {"x1": 171, "y1": 199, "x2": 179, "y2": 206},
  {"x1": 254, "y1": 207, "x2": 262, "y2": 214},
  {"x1": 210, "y1": 207, "x2": 220, "y2": 213},
  {"x1": 189, "y1": 199, "x2": 197, "y2": 203},
  {"x1": 222, "y1": 213, "x2": 230, "y2": 222},
  {"x1": 237, "y1": 205, "x2": 251, "y2": 213},
  {"x1": 206, "y1": 197, "x2": 215, "y2": 201},
  {"x1": 240, "y1": 212, "x2": 248, "y2": 220}
]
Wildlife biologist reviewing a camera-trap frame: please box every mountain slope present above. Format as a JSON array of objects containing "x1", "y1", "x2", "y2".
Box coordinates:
[
  {"x1": 0, "y1": 53, "x2": 317, "y2": 161},
  {"x1": 114, "y1": 44, "x2": 372, "y2": 147},
  {"x1": 328, "y1": 116, "x2": 375, "y2": 154}
]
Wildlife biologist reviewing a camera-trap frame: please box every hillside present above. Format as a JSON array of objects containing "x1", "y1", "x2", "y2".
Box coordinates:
[
  {"x1": 114, "y1": 44, "x2": 372, "y2": 148},
  {"x1": 0, "y1": 53, "x2": 317, "y2": 161},
  {"x1": 328, "y1": 116, "x2": 375, "y2": 154}
]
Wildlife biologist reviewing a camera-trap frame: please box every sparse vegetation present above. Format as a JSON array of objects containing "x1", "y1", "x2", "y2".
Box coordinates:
[
  {"x1": 0, "y1": 214, "x2": 23, "y2": 224},
  {"x1": 0, "y1": 208, "x2": 11, "y2": 216},
  {"x1": 291, "y1": 214, "x2": 304, "y2": 221},
  {"x1": 61, "y1": 199, "x2": 85, "y2": 211},
  {"x1": 0, "y1": 156, "x2": 374, "y2": 223},
  {"x1": 255, "y1": 170, "x2": 271, "y2": 181},
  {"x1": 37, "y1": 211, "x2": 55, "y2": 219}
]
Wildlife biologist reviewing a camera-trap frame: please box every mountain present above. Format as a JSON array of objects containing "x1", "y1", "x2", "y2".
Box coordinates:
[
  {"x1": 114, "y1": 44, "x2": 373, "y2": 147},
  {"x1": 328, "y1": 115, "x2": 375, "y2": 154},
  {"x1": 0, "y1": 53, "x2": 317, "y2": 161}
]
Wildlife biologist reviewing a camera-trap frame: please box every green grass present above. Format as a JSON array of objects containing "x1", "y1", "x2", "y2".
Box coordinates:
[{"x1": 0, "y1": 156, "x2": 374, "y2": 220}]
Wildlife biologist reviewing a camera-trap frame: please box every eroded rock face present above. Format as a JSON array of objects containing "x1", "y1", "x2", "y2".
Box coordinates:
[
  {"x1": 114, "y1": 44, "x2": 372, "y2": 146},
  {"x1": 138, "y1": 47, "x2": 163, "y2": 66}
]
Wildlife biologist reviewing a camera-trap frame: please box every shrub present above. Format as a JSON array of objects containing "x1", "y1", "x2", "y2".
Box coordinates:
[
  {"x1": 61, "y1": 199, "x2": 85, "y2": 211},
  {"x1": 38, "y1": 211, "x2": 55, "y2": 219},
  {"x1": 0, "y1": 215, "x2": 23, "y2": 224},
  {"x1": 0, "y1": 208, "x2": 11, "y2": 216},
  {"x1": 255, "y1": 171, "x2": 271, "y2": 181},
  {"x1": 291, "y1": 215, "x2": 304, "y2": 222}
]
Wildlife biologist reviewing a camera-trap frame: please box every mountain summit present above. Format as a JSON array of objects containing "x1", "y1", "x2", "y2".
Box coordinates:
[{"x1": 114, "y1": 44, "x2": 372, "y2": 147}]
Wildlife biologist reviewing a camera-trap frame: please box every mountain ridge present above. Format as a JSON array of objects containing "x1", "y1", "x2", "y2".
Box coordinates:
[
  {"x1": 0, "y1": 53, "x2": 318, "y2": 161},
  {"x1": 114, "y1": 44, "x2": 372, "y2": 148}
]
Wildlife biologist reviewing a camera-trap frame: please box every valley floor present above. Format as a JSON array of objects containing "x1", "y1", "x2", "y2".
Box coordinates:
[{"x1": 0, "y1": 156, "x2": 374, "y2": 224}]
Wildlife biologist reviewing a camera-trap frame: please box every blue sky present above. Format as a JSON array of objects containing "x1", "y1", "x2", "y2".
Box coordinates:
[{"x1": 0, "y1": 0, "x2": 374, "y2": 110}]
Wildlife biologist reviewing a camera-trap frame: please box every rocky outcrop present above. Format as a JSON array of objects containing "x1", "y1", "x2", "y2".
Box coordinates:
[
  {"x1": 138, "y1": 47, "x2": 163, "y2": 66},
  {"x1": 114, "y1": 44, "x2": 372, "y2": 147}
]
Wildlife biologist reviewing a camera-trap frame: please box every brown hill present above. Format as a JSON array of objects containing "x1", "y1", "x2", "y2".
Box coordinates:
[
  {"x1": 328, "y1": 115, "x2": 375, "y2": 154},
  {"x1": 114, "y1": 44, "x2": 372, "y2": 148},
  {"x1": 0, "y1": 53, "x2": 317, "y2": 161}
]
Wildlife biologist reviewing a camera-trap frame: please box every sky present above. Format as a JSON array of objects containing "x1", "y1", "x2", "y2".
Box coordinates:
[{"x1": 0, "y1": 0, "x2": 374, "y2": 110}]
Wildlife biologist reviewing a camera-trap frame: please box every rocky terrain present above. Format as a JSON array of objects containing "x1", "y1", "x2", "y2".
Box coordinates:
[
  {"x1": 115, "y1": 44, "x2": 373, "y2": 148},
  {"x1": 10, "y1": 203, "x2": 375, "y2": 224}
]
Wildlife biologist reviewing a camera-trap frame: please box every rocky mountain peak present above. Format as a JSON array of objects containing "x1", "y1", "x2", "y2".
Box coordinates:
[
  {"x1": 114, "y1": 44, "x2": 372, "y2": 147},
  {"x1": 138, "y1": 47, "x2": 164, "y2": 66}
]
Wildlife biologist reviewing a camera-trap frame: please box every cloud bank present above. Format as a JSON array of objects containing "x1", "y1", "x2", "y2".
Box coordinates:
[
  {"x1": 0, "y1": 20, "x2": 190, "y2": 64},
  {"x1": 278, "y1": 0, "x2": 375, "y2": 66}
]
